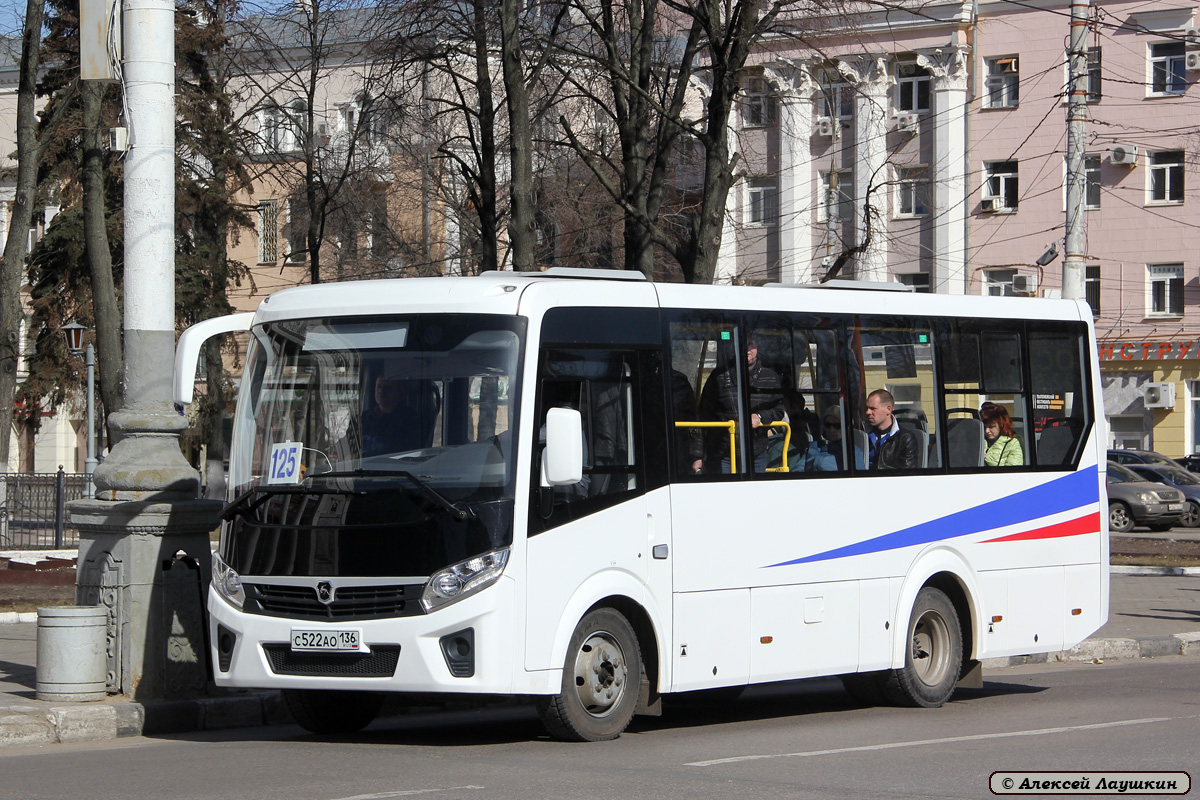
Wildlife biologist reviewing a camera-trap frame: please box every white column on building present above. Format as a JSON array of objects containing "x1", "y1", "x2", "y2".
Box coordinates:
[
  {"x1": 839, "y1": 55, "x2": 891, "y2": 282},
  {"x1": 763, "y1": 60, "x2": 815, "y2": 284},
  {"x1": 690, "y1": 72, "x2": 740, "y2": 285},
  {"x1": 918, "y1": 46, "x2": 970, "y2": 294}
]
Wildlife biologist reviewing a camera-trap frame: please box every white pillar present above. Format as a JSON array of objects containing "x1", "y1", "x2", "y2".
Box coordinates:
[
  {"x1": 919, "y1": 47, "x2": 970, "y2": 294},
  {"x1": 714, "y1": 113, "x2": 739, "y2": 285},
  {"x1": 764, "y1": 60, "x2": 815, "y2": 284},
  {"x1": 840, "y1": 56, "x2": 891, "y2": 283}
]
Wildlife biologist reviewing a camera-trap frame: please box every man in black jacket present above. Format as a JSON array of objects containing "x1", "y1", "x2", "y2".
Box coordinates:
[
  {"x1": 695, "y1": 335, "x2": 785, "y2": 473},
  {"x1": 864, "y1": 389, "x2": 921, "y2": 470}
]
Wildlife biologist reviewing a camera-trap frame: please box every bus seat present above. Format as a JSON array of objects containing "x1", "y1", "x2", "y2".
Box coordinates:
[
  {"x1": 947, "y1": 417, "x2": 985, "y2": 468},
  {"x1": 1037, "y1": 424, "x2": 1078, "y2": 466}
]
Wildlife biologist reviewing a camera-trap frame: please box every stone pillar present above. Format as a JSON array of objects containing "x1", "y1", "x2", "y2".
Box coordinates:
[
  {"x1": 764, "y1": 60, "x2": 815, "y2": 284},
  {"x1": 67, "y1": 0, "x2": 222, "y2": 701},
  {"x1": 919, "y1": 47, "x2": 970, "y2": 295},
  {"x1": 840, "y1": 56, "x2": 892, "y2": 283}
]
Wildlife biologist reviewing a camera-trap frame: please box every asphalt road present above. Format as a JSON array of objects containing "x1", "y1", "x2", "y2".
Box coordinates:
[{"x1": 0, "y1": 657, "x2": 1195, "y2": 800}]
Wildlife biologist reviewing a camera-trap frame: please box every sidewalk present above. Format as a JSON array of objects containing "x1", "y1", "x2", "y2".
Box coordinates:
[{"x1": 2, "y1": 569, "x2": 1198, "y2": 748}]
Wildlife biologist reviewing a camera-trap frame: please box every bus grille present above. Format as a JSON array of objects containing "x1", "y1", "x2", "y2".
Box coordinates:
[
  {"x1": 245, "y1": 583, "x2": 425, "y2": 621},
  {"x1": 263, "y1": 644, "x2": 401, "y2": 677}
]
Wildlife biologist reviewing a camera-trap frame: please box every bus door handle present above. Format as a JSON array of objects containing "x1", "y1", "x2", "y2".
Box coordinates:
[{"x1": 652, "y1": 544, "x2": 669, "y2": 560}]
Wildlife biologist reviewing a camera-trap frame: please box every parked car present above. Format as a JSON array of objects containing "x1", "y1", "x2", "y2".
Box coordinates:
[
  {"x1": 1107, "y1": 448, "x2": 1182, "y2": 468},
  {"x1": 1105, "y1": 461, "x2": 1185, "y2": 533},
  {"x1": 1175, "y1": 454, "x2": 1200, "y2": 473},
  {"x1": 1124, "y1": 463, "x2": 1200, "y2": 528}
]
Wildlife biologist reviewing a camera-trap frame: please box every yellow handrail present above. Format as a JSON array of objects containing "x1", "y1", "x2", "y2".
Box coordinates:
[
  {"x1": 764, "y1": 421, "x2": 792, "y2": 472},
  {"x1": 674, "y1": 420, "x2": 737, "y2": 474}
]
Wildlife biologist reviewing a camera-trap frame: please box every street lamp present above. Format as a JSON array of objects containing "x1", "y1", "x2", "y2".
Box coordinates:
[{"x1": 62, "y1": 321, "x2": 98, "y2": 498}]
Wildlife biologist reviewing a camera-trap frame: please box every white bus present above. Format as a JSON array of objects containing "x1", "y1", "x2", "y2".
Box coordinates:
[{"x1": 175, "y1": 268, "x2": 1108, "y2": 741}]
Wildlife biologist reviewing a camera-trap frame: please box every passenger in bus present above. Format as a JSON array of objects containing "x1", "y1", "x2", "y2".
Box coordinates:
[
  {"x1": 865, "y1": 389, "x2": 921, "y2": 469},
  {"x1": 671, "y1": 369, "x2": 705, "y2": 475},
  {"x1": 981, "y1": 401, "x2": 1024, "y2": 467},
  {"x1": 806, "y1": 407, "x2": 865, "y2": 471},
  {"x1": 361, "y1": 376, "x2": 439, "y2": 457},
  {"x1": 695, "y1": 334, "x2": 785, "y2": 473}
]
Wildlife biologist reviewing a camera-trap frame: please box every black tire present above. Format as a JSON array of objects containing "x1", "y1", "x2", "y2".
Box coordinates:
[
  {"x1": 1108, "y1": 502, "x2": 1134, "y2": 533},
  {"x1": 881, "y1": 587, "x2": 963, "y2": 708},
  {"x1": 1181, "y1": 501, "x2": 1200, "y2": 529},
  {"x1": 840, "y1": 671, "x2": 888, "y2": 706},
  {"x1": 283, "y1": 689, "x2": 384, "y2": 735},
  {"x1": 536, "y1": 608, "x2": 641, "y2": 742}
]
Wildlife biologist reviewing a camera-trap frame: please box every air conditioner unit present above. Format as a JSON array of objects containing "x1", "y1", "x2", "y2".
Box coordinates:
[
  {"x1": 1012, "y1": 274, "x2": 1038, "y2": 295},
  {"x1": 1186, "y1": 51, "x2": 1200, "y2": 71},
  {"x1": 815, "y1": 116, "x2": 836, "y2": 138},
  {"x1": 981, "y1": 198, "x2": 996, "y2": 212},
  {"x1": 1110, "y1": 143, "x2": 1139, "y2": 166},
  {"x1": 1143, "y1": 382, "x2": 1176, "y2": 409},
  {"x1": 896, "y1": 112, "x2": 920, "y2": 133},
  {"x1": 314, "y1": 120, "x2": 332, "y2": 147}
]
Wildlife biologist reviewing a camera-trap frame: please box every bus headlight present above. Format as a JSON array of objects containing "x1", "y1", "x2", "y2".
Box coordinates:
[
  {"x1": 212, "y1": 550, "x2": 246, "y2": 609},
  {"x1": 422, "y1": 548, "x2": 510, "y2": 612}
]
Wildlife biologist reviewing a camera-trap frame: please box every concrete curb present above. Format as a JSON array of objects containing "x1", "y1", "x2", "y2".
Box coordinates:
[
  {"x1": 1110, "y1": 565, "x2": 1200, "y2": 577},
  {"x1": 0, "y1": 612, "x2": 38, "y2": 625},
  {"x1": 981, "y1": 631, "x2": 1200, "y2": 668}
]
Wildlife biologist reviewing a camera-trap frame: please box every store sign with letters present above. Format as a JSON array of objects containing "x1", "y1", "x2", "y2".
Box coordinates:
[{"x1": 1099, "y1": 341, "x2": 1200, "y2": 361}]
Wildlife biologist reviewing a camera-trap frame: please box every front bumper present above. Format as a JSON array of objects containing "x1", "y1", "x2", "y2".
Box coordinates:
[{"x1": 208, "y1": 577, "x2": 518, "y2": 695}]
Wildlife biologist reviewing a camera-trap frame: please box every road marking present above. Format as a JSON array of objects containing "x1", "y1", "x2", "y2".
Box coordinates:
[
  {"x1": 329, "y1": 787, "x2": 484, "y2": 800},
  {"x1": 686, "y1": 717, "x2": 1185, "y2": 767}
]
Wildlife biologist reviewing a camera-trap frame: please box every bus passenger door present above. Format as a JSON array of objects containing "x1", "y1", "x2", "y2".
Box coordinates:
[{"x1": 524, "y1": 345, "x2": 671, "y2": 677}]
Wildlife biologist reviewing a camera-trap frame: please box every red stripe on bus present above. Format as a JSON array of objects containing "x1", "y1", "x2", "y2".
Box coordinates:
[{"x1": 982, "y1": 512, "x2": 1101, "y2": 543}]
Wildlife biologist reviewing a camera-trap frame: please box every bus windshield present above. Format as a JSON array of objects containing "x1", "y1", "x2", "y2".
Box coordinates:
[{"x1": 224, "y1": 314, "x2": 524, "y2": 577}]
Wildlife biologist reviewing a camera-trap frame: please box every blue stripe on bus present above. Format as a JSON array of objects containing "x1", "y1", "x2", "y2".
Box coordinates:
[{"x1": 766, "y1": 466, "x2": 1100, "y2": 567}]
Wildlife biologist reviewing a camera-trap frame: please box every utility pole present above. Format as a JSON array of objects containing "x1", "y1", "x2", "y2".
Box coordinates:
[{"x1": 1063, "y1": 0, "x2": 1090, "y2": 300}]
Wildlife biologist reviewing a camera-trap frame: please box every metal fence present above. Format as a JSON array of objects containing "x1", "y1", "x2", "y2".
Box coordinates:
[{"x1": 0, "y1": 470, "x2": 88, "y2": 550}]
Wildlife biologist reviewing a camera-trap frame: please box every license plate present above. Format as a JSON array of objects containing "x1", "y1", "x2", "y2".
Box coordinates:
[
  {"x1": 291, "y1": 629, "x2": 361, "y2": 652},
  {"x1": 1168, "y1": 503, "x2": 1184, "y2": 511}
]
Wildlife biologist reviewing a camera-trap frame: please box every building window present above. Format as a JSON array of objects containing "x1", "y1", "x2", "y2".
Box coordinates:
[
  {"x1": 985, "y1": 56, "x2": 1019, "y2": 108},
  {"x1": 745, "y1": 180, "x2": 778, "y2": 226},
  {"x1": 984, "y1": 268, "x2": 1017, "y2": 296},
  {"x1": 1147, "y1": 264, "x2": 1184, "y2": 316},
  {"x1": 819, "y1": 170, "x2": 853, "y2": 221},
  {"x1": 983, "y1": 161, "x2": 1019, "y2": 212},
  {"x1": 256, "y1": 106, "x2": 283, "y2": 153},
  {"x1": 1087, "y1": 48, "x2": 1102, "y2": 102},
  {"x1": 257, "y1": 200, "x2": 278, "y2": 264},
  {"x1": 896, "y1": 63, "x2": 930, "y2": 112},
  {"x1": 282, "y1": 99, "x2": 308, "y2": 153},
  {"x1": 1150, "y1": 42, "x2": 1186, "y2": 96},
  {"x1": 1085, "y1": 155, "x2": 1101, "y2": 208},
  {"x1": 897, "y1": 272, "x2": 931, "y2": 293},
  {"x1": 1148, "y1": 150, "x2": 1184, "y2": 204},
  {"x1": 821, "y1": 74, "x2": 854, "y2": 119},
  {"x1": 741, "y1": 77, "x2": 775, "y2": 127},
  {"x1": 895, "y1": 167, "x2": 930, "y2": 217},
  {"x1": 1085, "y1": 264, "x2": 1100, "y2": 316}
]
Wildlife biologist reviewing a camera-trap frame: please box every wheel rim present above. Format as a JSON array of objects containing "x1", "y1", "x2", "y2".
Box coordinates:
[
  {"x1": 910, "y1": 609, "x2": 952, "y2": 687},
  {"x1": 1184, "y1": 503, "x2": 1200, "y2": 527},
  {"x1": 572, "y1": 631, "x2": 628, "y2": 719},
  {"x1": 1110, "y1": 505, "x2": 1129, "y2": 530}
]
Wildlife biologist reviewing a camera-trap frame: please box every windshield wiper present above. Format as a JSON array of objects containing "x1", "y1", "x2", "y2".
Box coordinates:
[
  {"x1": 220, "y1": 484, "x2": 365, "y2": 522},
  {"x1": 312, "y1": 470, "x2": 477, "y2": 522}
]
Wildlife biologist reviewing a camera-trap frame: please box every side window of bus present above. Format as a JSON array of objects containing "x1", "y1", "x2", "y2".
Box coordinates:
[
  {"x1": 1028, "y1": 323, "x2": 1092, "y2": 467},
  {"x1": 786, "y1": 325, "x2": 858, "y2": 474},
  {"x1": 857, "y1": 317, "x2": 940, "y2": 470},
  {"x1": 667, "y1": 314, "x2": 744, "y2": 477},
  {"x1": 533, "y1": 349, "x2": 641, "y2": 529},
  {"x1": 937, "y1": 322, "x2": 1030, "y2": 470}
]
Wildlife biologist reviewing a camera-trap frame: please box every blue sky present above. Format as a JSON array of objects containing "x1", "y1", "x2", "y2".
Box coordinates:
[{"x1": 0, "y1": 0, "x2": 23, "y2": 37}]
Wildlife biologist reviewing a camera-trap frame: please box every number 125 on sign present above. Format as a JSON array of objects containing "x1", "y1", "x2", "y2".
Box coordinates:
[{"x1": 267, "y1": 442, "x2": 302, "y2": 484}]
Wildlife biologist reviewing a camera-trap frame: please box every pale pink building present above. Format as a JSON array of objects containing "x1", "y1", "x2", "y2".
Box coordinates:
[{"x1": 731, "y1": 0, "x2": 1200, "y2": 455}]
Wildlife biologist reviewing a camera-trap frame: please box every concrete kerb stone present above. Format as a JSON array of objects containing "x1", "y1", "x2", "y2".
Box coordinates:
[
  {"x1": 0, "y1": 612, "x2": 38, "y2": 625},
  {"x1": 0, "y1": 711, "x2": 56, "y2": 747},
  {"x1": 46, "y1": 705, "x2": 119, "y2": 744}
]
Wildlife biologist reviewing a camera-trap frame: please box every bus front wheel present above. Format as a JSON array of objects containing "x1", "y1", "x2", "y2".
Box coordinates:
[
  {"x1": 882, "y1": 587, "x2": 963, "y2": 708},
  {"x1": 536, "y1": 608, "x2": 642, "y2": 742},
  {"x1": 283, "y1": 689, "x2": 384, "y2": 735}
]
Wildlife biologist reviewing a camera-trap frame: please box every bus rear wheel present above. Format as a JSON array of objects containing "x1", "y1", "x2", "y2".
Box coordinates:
[
  {"x1": 881, "y1": 587, "x2": 963, "y2": 708},
  {"x1": 536, "y1": 608, "x2": 641, "y2": 742},
  {"x1": 283, "y1": 689, "x2": 384, "y2": 735}
]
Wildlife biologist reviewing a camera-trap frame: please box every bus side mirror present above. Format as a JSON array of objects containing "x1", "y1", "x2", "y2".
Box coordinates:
[{"x1": 540, "y1": 407, "x2": 583, "y2": 487}]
